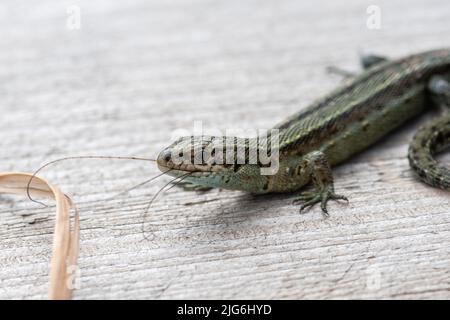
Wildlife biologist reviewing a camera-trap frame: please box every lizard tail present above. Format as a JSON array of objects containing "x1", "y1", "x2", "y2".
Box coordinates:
[{"x1": 408, "y1": 114, "x2": 450, "y2": 191}]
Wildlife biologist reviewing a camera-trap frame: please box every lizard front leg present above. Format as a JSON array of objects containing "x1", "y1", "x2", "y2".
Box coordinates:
[{"x1": 293, "y1": 150, "x2": 348, "y2": 217}]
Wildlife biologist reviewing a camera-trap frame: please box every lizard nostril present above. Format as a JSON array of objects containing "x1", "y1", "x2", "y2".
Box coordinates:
[{"x1": 163, "y1": 150, "x2": 171, "y2": 163}]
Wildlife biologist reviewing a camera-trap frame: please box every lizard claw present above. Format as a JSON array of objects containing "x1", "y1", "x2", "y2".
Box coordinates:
[{"x1": 293, "y1": 188, "x2": 348, "y2": 217}]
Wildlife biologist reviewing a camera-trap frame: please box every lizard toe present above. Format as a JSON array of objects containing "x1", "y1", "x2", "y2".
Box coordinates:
[{"x1": 295, "y1": 189, "x2": 349, "y2": 217}]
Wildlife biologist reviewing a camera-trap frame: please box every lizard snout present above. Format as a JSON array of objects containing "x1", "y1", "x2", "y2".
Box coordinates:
[{"x1": 156, "y1": 148, "x2": 174, "y2": 169}]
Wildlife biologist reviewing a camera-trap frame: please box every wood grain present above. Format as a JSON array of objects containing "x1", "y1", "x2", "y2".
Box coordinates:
[{"x1": 1, "y1": 0, "x2": 449, "y2": 299}]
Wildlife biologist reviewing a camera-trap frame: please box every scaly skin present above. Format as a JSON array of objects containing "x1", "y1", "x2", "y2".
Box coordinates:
[{"x1": 157, "y1": 49, "x2": 450, "y2": 216}]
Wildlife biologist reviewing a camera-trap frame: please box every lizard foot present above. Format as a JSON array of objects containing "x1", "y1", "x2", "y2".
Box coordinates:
[{"x1": 293, "y1": 187, "x2": 348, "y2": 217}]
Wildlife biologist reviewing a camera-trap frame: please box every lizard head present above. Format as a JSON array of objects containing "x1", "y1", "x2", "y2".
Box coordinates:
[{"x1": 157, "y1": 135, "x2": 275, "y2": 193}]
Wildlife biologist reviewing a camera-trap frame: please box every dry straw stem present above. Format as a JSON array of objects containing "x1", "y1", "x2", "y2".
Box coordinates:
[{"x1": 0, "y1": 172, "x2": 80, "y2": 300}]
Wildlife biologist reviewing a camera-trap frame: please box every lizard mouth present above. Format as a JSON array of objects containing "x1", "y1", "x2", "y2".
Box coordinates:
[
  {"x1": 158, "y1": 161, "x2": 214, "y2": 173},
  {"x1": 157, "y1": 164, "x2": 209, "y2": 176},
  {"x1": 156, "y1": 147, "x2": 227, "y2": 174},
  {"x1": 156, "y1": 158, "x2": 214, "y2": 178}
]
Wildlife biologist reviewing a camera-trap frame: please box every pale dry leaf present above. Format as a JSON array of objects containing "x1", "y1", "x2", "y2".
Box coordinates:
[{"x1": 0, "y1": 172, "x2": 80, "y2": 300}]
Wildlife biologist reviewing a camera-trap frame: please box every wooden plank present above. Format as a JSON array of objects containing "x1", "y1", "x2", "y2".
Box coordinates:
[{"x1": 0, "y1": 0, "x2": 449, "y2": 299}]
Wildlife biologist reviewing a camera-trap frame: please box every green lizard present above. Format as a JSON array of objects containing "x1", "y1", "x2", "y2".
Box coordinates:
[{"x1": 157, "y1": 49, "x2": 450, "y2": 216}]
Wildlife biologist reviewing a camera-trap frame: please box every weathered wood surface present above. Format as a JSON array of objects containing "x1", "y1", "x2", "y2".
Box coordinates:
[{"x1": 1, "y1": 0, "x2": 450, "y2": 299}]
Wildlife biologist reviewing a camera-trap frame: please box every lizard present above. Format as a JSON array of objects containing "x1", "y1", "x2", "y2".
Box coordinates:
[{"x1": 157, "y1": 48, "x2": 450, "y2": 217}]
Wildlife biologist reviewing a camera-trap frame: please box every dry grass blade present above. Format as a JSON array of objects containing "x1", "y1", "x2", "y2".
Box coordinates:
[{"x1": 0, "y1": 172, "x2": 79, "y2": 300}]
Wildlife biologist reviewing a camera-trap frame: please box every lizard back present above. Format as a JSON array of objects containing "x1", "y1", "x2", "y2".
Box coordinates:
[{"x1": 276, "y1": 49, "x2": 450, "y2": 165}]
